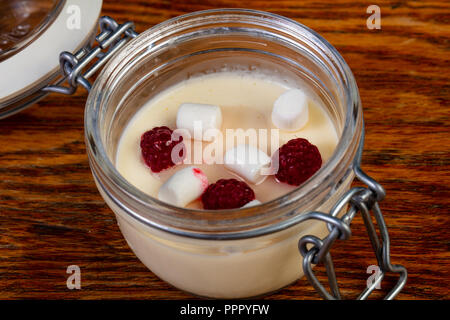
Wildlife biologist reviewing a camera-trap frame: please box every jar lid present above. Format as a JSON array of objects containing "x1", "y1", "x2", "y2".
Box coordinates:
[{"x1": 0, "y1": 0, "x2": 102, "y2": 118}]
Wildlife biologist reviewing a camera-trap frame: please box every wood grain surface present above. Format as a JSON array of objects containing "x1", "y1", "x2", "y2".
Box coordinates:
[{"x1": 0, "y1": 0, "x2": 449, "y2": 300}]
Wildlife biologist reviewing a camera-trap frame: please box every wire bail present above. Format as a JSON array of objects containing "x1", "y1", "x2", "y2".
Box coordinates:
[
  {"x1": 43, "y1": 16, "x2": 138, "y2": 95},
  {"x1": 298, "y1": 128, "x2": 407, "y2": 299}
]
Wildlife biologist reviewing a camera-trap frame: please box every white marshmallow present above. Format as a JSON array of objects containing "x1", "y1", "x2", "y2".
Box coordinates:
[
  {"x1": 176, "y1": 103, "x2": 222, "y2": 141},
  {"x1": 224, "y1": 144, "x2": 271, "y2": 184},
  {"x1": 158, "y1": 166, "x2": 209, "y2": 207},
  {"x1": 242, "y1": 200, "x2": 261, "y2": 208},
  {"x1": 271, "y1": 89, "x2": 309, "y2": 131}
]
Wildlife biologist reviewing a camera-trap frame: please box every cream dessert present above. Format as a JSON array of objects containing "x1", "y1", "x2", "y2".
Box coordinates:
[
  {"x1": 111, "y1": 71, "x2": 344, "y2": 298},
  {"x1": 116, "y1": 71, "x2": 338, "y2": 209}
]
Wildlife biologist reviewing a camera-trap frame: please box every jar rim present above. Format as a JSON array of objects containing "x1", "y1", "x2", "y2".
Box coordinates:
[{"x1": 85, "y1": 8, "x2": 363, "y2": 240}]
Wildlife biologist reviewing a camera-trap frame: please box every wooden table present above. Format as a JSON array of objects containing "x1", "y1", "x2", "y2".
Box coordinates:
[{"x1": 0, "y1": 0, "x2": 448, "y2": 300}]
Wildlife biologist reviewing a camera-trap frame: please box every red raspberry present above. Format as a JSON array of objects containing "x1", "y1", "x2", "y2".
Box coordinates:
[
  {"x1": 273, "y1": 138, "x2": 322, "y2": 186},
  {"x1": 202, "y1": 179, "x2": 255, "y2": 210},
  {"x1": 140, "y1": 126, "x2": 185, "y2": 173}
]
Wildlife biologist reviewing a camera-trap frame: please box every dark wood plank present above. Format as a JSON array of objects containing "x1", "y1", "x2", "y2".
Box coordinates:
[{"x1": 0, "y1": 0, "x2": 449, "y2": 300}]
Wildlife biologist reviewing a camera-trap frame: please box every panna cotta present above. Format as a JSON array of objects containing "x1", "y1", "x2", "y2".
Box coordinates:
[
  {"x1": 116, "y1": 71, "x2": 338, "y2": 209},
  {"x1": 110, "y1": 70, "x2": 344, "y2": 298}
]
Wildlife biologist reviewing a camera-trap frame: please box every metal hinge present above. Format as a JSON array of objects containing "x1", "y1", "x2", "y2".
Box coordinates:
[{"x1": 43, "y1": 16, "x2": 138, "y2": 95}]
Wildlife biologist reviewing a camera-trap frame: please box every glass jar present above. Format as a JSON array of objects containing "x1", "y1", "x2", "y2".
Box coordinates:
[
  {"x1": 1, "y1": 4, "x2": 406, "y2": 299},
  {"x1": 85, "y1": 9, "x2": 362, "y2": 299}
]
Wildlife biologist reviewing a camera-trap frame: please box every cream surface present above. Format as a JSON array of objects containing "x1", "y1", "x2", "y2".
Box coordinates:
[{"x1": 116, "y1": 72, "x2": 339, "y2": 209}]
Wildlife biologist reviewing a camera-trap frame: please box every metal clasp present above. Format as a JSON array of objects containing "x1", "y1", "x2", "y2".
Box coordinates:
[
  {"x1": 43, "y1": 16, "x2": 138, "y2": 95},
  {"x1": 299, "y1": 128, "x2": 407, "y2": 299}
]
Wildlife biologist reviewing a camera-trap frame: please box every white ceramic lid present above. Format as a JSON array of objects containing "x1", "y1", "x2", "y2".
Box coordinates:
[{"x1": 0, "y1": 0, "x2": 102, "y2": 115}]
